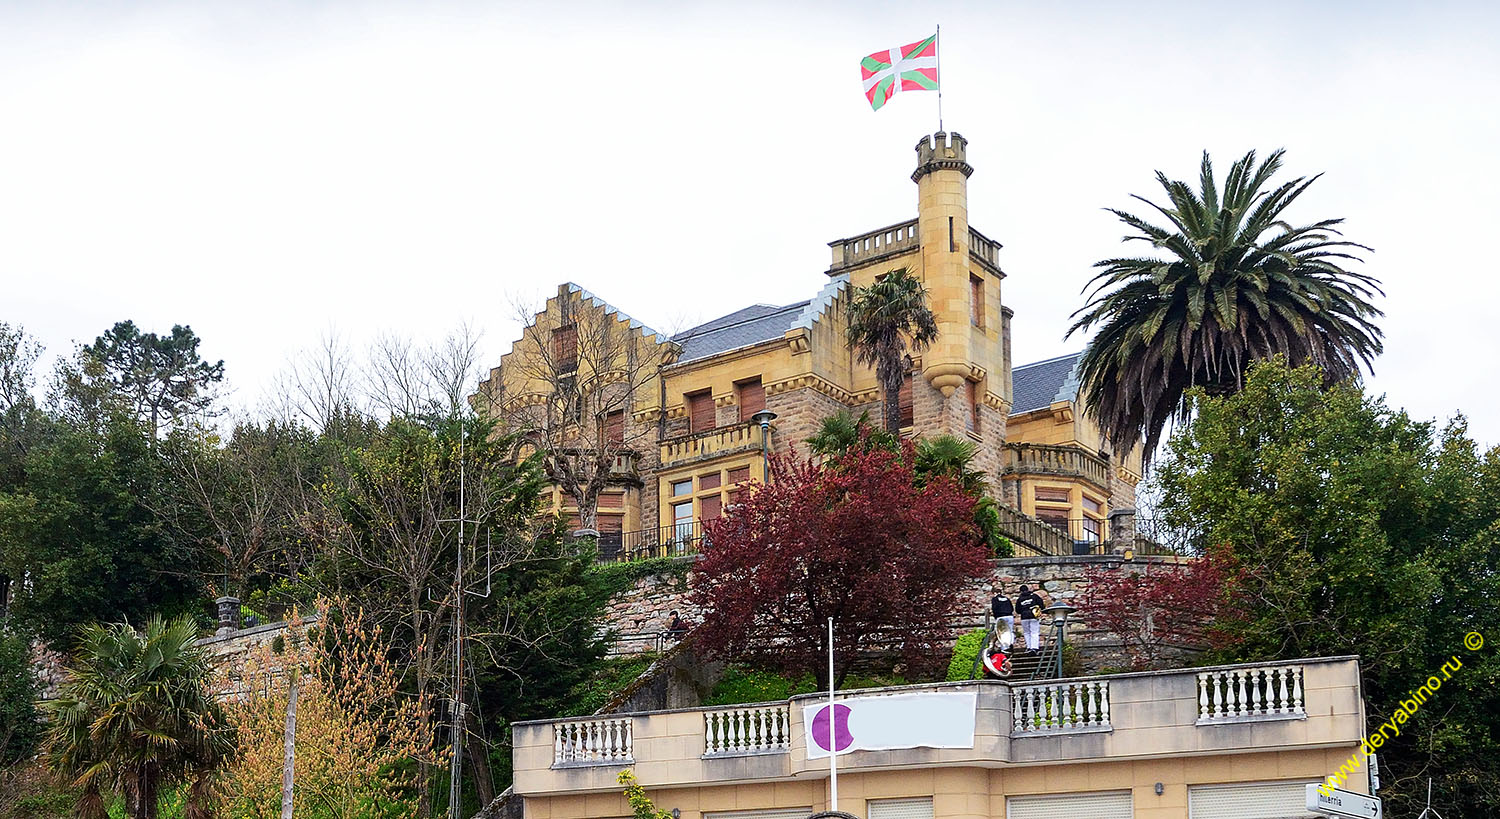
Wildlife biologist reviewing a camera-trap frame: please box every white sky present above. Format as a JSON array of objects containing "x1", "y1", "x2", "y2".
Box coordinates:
[{"x1": 3, "y1": 1, "x2": 1497, "y2": 446}]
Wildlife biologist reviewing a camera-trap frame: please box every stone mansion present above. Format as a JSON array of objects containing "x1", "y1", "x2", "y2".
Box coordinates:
[{"x1": 473, "y1": 132, "x2": 1144, "y2": 559}]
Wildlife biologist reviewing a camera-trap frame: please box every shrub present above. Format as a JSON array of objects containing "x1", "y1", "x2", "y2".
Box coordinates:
[{"x1": 945, "y1": 628, "x2": 988, "y2": 682}]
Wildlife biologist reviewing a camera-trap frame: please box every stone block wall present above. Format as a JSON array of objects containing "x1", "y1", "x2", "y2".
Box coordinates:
[{"x1": 600, "y1": 554, "x2": 1194, "y2": 672}]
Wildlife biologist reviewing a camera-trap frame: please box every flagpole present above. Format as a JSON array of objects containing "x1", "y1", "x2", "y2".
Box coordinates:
[
  {"x1": 935, "y1": 24, "x2": 943, "y2": 133},
  {"x1": 828, "y1": 617, "x2": 838, "y2": 813}
]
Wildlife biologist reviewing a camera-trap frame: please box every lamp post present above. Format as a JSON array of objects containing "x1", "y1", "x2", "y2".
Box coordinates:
[
  {"x1": 1044, "y1": 602, "x2": 1077, "y2": 679},
  {"x1": 751, "y1": 409, "x2": 778, "y2": 483}
]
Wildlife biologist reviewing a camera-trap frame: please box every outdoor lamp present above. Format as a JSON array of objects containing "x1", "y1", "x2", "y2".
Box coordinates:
[
  {"x1": 751, "y1": 410, "x2": 778, "y2": 482},
  {"x1": 1044, "y1": 602, "x2": 1078, "y2": 679}
]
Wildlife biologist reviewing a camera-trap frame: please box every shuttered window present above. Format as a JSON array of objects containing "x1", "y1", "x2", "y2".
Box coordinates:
[
  {"x1": 598, "y1": 493, "x2": 623, "y2": 509},
  {"x1": 688, "y1": 390, "x2": 715, "y2": 434},
  {"x1": 1007, "y1": 790, "x2": 1132, "y2": 819},
  {"x1": 699, "y1": 472, "x2": 722, "y2": 490},
  {"x1": 597, "y1": 514, "x2": 623, "y2": 534},
  {"x1": 552, "y1": 324, "x2": 577, "y2": 372},
  {"x1": 869, "y1": 796, "x2": 933, "y2": 819},
  {"x1": 603, "y1": 410, "x2": 624, "y2": 445},
  {"x1": 971, "y1": 275, "x2": 985, "y2": 327},
  {"x1": 1188, "y1": 781, "x2": 1319, "y2": 818},
  {"x1": 898, "y1": 372, "x2": 915, "y2": 428},
  {"x1": 728, "y1": 466, "x2": 751, "y2": 483},
  {"x1": 737, "y1": 377, "x2": 765, "y2": 422},
  {"x1": 701, "y1": 494, "x2": 723, "y2": 521}
]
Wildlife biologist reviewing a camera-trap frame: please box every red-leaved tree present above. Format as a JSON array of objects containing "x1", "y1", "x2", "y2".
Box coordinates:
[
  {"x1": 1076, "y1": 548, "x2": 1244, "y2": 671},
  {"x1": 690, "y1": 444, "x2": 989, "y2": 688}
]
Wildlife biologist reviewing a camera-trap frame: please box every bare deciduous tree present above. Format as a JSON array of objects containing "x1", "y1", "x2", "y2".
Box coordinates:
[{"x1": 476, "y1": 290, "x2": 673, "y2": 531}]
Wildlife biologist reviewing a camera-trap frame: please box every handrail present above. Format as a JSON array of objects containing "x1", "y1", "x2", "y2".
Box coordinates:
[{"x1": 1197, "y1": 665, "x2": 1305, "y2": 723}]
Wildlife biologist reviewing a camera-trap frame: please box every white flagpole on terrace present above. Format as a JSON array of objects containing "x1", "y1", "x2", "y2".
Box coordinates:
[{"x1": 828, "y1": 616, "x2": 838, "y2": 813}]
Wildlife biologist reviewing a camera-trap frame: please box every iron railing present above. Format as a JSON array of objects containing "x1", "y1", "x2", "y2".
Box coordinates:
[{"x1": 606, "y1": 521, "x2": 708, "y2": 562}]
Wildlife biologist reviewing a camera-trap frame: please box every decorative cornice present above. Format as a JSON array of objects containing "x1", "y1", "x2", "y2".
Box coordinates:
[{"x1": 765, "y1": 373, "x2": 854, "y2": 404}]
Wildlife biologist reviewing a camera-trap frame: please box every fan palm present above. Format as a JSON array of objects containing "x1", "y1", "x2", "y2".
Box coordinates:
[
  {"x1": 846, "y1": 268, "x2": 940, "y2": 435},
  {"x1": 1068, "y1": 149, "x2": 1383, "y2": 458},
  {"x1": 47, "y1": 615, "x2": 233, "y2": 819}
]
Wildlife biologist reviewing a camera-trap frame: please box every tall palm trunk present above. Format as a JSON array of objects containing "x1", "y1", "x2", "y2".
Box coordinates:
[{"x1": 879, "y1": 344, "x2": 904, "y2": 435}]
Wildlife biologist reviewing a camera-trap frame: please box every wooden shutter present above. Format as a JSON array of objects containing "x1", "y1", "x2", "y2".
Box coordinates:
[
  {"x1": 552, "y1": 324, "x2": 577, "y2": 371},
  {"x1": 688, "y1": 391, "x2": 715, "y2": 434},
  {"x1": 898, "y1": 373, "x2": 915, "y2": 428},
  {"x1": 597, "y1": 514, "x2": 623, "y2": 533},
  {"x1": 967, "y1": 380, "x2": 980, "y2": 433},
  {"x1": 701, "y1": 494, "x2": 723, "y2": 521},
  {"x1": 737, "y1": 377, "x2": 765, "y2": 422},
  {"x1": 603, "y1": 410, "x2": 624, "y2": 445},
  {"x1": 728, "y1": 466, "x2": 751, "y2": 484},
  {"x1": 699, "y1": 471, "x2": 722, "y2": 490}
]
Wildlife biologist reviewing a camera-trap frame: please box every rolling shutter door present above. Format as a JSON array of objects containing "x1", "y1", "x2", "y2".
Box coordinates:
[
  {"x1": 738, "y1": 378, "x2": 765, "y2": 422},
  {"x1": 689, "y1": 391, "x2": 715, "y2": 434},
  {"x1": 1007, "y1": 790, "x2": 1132, "y2": 819},
  {"x1": 708, "y1": 804, "x2": 816, "y2": 810},
  {"x1": 869, "y1": 796, "x2": 933, "y2": 819},
  {"x1": 1188, "y1": 781, "x2": 1318, "y2": 818}
]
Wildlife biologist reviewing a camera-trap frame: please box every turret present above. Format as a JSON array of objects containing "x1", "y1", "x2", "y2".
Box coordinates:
[{"x1": 913, "y1": 132, "x2": 974, "y2": 397}]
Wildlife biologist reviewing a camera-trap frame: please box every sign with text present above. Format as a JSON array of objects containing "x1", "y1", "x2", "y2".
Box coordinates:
[
  {"x1": 803, "y1": 691, "x2": 976, "y2": 758},
  {"x1": 1307, "y1": 784, "x2": 1383, "y2": 819}
]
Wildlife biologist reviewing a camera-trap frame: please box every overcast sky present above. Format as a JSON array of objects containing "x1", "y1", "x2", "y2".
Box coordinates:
[{"x1": 3, "y1": 0, "x2": 1497, "y2": 446}]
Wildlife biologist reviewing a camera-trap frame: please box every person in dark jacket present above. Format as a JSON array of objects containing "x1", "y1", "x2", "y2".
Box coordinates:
[
  {"x1": 666, "y1": 610, "x2": 689, "y2": 640},
  {"x1": 989, "y1": 586, "x2": 1015, "y2": 637},
  {"x1": 1016, "y1": 585, "x2": 1047, "y2": 651}
]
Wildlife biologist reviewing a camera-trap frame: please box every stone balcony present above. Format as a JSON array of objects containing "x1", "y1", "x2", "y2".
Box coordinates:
[
  {"x1": 1001, "y1": 443, "x2": 1112, "y2": 490},
  {"x1": 659, "y1": 421, "x2": 766, "y2": 469},
  {"x1": 827, "y1": 219, "x2": 1004, "y2": 277},
  {"x1": 511, "y1": 657, "x2": 1362, "y2": 798}
]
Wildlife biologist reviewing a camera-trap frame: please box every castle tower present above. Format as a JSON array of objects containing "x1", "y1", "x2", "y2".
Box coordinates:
[{"x1": 913, "y1": 132, "x2": 974, "y2": 397}]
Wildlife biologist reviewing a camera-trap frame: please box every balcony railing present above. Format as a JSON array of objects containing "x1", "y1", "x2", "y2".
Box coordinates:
[
  {"x1": 1001, "y1": 443, "x2": 1111, "y2": 489},
  {"x1": 1197, "y1": 664, "x2": 1306, "y2": 723},
  {"x1": 703, "y1": 703, "x2": 793, "y2": 757},
  {"x1": 660, "y1": 421, "x2": 765, "y2": 468},
  {"x1": 993, "y1": 503, "x2": 1076, "y2": 557},
  {"x1": 1013, "y1": 679, "x2": 1111, "y2": 734},
  {"x1": 829, "y1": 219, "x2": 920, "y2": 270},
  {"x1": 553, "y1": 716, "x2": 633, "y2": 766},
  {"x1": 606, "y1": 521, "x2": 708, "y2": 562}
]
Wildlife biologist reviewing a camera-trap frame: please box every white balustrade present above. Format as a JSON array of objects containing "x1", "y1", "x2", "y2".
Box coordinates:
[
  {"x1": 703, "y1": 704, "x2": 792, "y2": 756},
  {"x1": 1197, "y1": 665, "x2": 1305, "y2": 722},
  {"x1": 1012, "y1": 680, "x2": 1111, "y2": 733},
  {"x1": 553, "y1": 717, "x2": 633, "y2": 765}
]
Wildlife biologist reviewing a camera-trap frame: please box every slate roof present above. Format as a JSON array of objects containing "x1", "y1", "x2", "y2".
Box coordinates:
[
  {"x1": 671, "y1": 275, "x2": 850, "y2": 364},
  {"x1": 1010, "y1": 351, "x2": 1083, "y2": 414},
  {"x1": 672, "y1": 301, "x2": 811, "y2": 363}
]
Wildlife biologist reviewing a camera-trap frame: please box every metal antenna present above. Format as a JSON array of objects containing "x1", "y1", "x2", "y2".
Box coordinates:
[
  {"x1": 1415, "y1": 778, "x2": 1445, "y2": 819},
  {"x1": 439, "y1": 419, "x2": 489, "y2": 819}
]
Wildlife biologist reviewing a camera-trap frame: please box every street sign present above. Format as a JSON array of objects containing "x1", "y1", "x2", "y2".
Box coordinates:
[
  {"x1": 1307, "y1": 784, "x2": 1383, "y2": 819},
  {"x1": 1369, "y1": 753, "x2": 1380, "y2": 792}
]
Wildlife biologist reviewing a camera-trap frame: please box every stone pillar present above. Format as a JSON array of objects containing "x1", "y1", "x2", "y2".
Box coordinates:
[
  {"x1": 913, "y1": 131, "x2": 975, "y2": 401},
  {"x1": 215, "y1": 596, "x2": 241, "y2": 636}
]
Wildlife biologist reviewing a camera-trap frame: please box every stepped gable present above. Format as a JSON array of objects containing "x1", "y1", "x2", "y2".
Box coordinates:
[{"x1": 1010, "y1": 351, "x2": 1083, "y2": 414}]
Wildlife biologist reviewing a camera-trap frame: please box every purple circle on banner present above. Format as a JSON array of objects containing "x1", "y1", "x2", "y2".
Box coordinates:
[{"x1": 811, "y1": 704, "x2": 854, "y2": 752}]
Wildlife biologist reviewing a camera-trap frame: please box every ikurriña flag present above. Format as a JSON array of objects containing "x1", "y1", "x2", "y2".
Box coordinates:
[{"x1": 861, "y1": 33, "x2": 939, "y2": 111}]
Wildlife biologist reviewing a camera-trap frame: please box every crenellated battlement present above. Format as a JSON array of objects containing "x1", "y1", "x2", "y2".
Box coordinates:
[{"x1": 913, "y1": 131, "x2": 972, "y2": 182}]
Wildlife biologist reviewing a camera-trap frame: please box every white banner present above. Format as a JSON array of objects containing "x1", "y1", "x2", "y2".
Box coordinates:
[{"x1": 803, "y1": 691, "x2": 976, "y2": 758}]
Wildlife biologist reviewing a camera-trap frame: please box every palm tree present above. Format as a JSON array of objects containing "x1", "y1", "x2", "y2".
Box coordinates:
[
  {"x1": 806, "y1": 410, "x2": 895, "y2": 458},
  {"x1": 846, "y1": 268, "x2": 940, "y2": 435},
  {"x1": 1068, "y1": 149, "x2": 1383, "y2": 458},
  {"x1": 47, "y1": 615, "x2": 233, "y2": 819}
]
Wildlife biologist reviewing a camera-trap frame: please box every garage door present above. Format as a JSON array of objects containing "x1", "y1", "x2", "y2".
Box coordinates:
[
  {"x1": 702, "y1": 804, "x2": 810, "y2": 810},
  {"x1": 1189, "y1": 781, "x2": 1319, "y2": 819},
  {"x1": 1008, "y1": 790, "x2": 1132, "y2": 819},
  {"x1": 868, "y1": 797, "x2": 934, "y2": 819}
]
